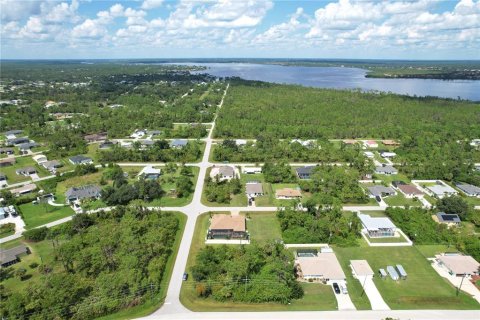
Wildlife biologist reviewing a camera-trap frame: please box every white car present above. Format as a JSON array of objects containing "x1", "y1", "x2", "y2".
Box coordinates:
[{"x1": 341, "y1": 284, "x2": 348, "y2": 294}]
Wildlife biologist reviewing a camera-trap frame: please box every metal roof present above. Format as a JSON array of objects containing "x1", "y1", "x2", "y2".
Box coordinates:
[{"x1": 358, "y1": 213, "x2": 397, "y2": 231}]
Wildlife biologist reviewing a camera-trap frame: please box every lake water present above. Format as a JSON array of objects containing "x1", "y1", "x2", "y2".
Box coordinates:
[{"x1": 174, "y1": 62, "x2": 480, "y2": 101}]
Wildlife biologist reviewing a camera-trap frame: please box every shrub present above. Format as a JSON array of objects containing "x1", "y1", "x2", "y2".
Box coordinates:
[{"x1": 23, "y1": 227, "x2": 48, "y2": 242}]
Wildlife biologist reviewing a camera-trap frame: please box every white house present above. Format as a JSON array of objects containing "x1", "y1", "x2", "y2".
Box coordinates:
[
  {"x1": 358, "y1": 213, "x2": 397, "y2": 238},
  {"x1": 426, "y1": 182, "x2": 458, "y2": 199},
  {"x1": 364, "y1": 151, "x2": 374, "y2": 158},
  {"x1": 130, "y1": 129, "x2": 146, "y2": 139},
  {"x1": 245, "y1": 182, "x2": 264, "y2": 198},
  {"x1": 210, "y1": 166, "x2": 236, "y2": 181},
  {"x1": 380, "y1": 152, "x2": 396, "y2": 158},
  {"x1": 32, "y1": 154, "x2": 47, "y2": 164},
  {"x1": 364, "y1": 140, "x2": 378, "y2": 149},
  {"x1": 243, "y1": 167, "x2": 262, "y2": 174}
]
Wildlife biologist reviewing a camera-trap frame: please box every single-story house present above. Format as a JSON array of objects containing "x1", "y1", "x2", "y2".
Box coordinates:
[
  {"x1": 0, "y1": 157, "x2": 15, "y2": 167},
  {"x1": 295, "y1": 251, "x2": 346, "y2": 283},
  {"x1": 84, "y1": 132, "x2": 107, "y2": 143},
  {"x1": 275, "y1": 188, "x2": 302, "y2": 199},
  {"x1": 18, "y1": 142, "x2": 39, "y2": 153},
  {"x1": 391, "y1": 180, "x2": 407, "y2": 188},
  {"x1": 433, "y1": 212, "x2": 461, "y2": 227},
  {"x1": 397, "y1": 184, "x2": 424, "y2": 198},
  {"x1": 291, "y1": 139, "x2": 316, "y2": 148},
  {"x1": 382, "y1": 140, "x2": 400, "y2": 146},
  {"x1": 375, "y1": 165, "x2": 398, "y2": 175},
  {"x1": 99, "y1": 141, "x2": 115, "y2": 149},
  {"x1": 243, "y1": 167, "x2": 262, "y2": 174},
  {"x1": 32, "y1": 154, "x2": 48, "y2": 164},
  {"x1": 455, "y1": 183, "x2": 480, "y2": 197},
  {"x1": 296, "y1": 166, "x2": 316, "y2": 179},
  {"x1": 343, "y1": 139, "x2": 359, "y2": 145},
  {"x1": 367, "y1": 185, "x2": 396, "y2": 198},
  {"x1": 6, "y1": 137, "x2": 29, "y2": 146},
  {"x1": 426, "y1": 183, "x2": 458, "y2": 199},
  {"x1": 436, "y1": 254, "x2": 480, "y2": 276},
  {"x1": 0, "y1": 147, "x2": 14, "y2": 155},
  {"x1": 170, "y1": 139, "x2": 188, "y2": 148},
  {"x1": 350, "y1": 260, "x2": 374, "y2": 278},
  {"x1": 208, "y1": 214, "x2": 247, "y2": 239},
  {"x1": 210, "y1": 165, "x2": 236, "y2": 181},
  {"x1": 235, "y1": 139, "x2": 247, "y2": 146},
  {"x1": 364, "y1": 140, "x2": 378, "y2": 148},
  {"x1": 138, "y1": 166, "x2": 161, "y2": 180},
  {"x1": 15, "y1": 167, "x2": 37, "y2": 176},
  {"x1": 42, "y1": 160, "x2": 63, "y2": 173},
  {"x1": 65, "y1": 185, "x2": 101, "y2": 203},
  {"x1": 4, "y1": 130, "x2": 23, "y2": 139},
  {"x1": 11, "y1": 183, "x2": 37, "y2": 196},
  {"x1": 245, "y1": 182, "x2": 264, "y2": 198},
  {"x1": 358, "y1": 213, "x2": 397, "y2": 238},
  {"x1": 130, "y1": 129, "x2": 146, "y2": 139},
  {"x1": 140, "y1": 139, "x2": 155, "y2": 148},
  {"x1": 364, "y1": 151, "x2": 374, "y2": 158},
  {"x1": 0, "y1": 245, "x2": 30, "y2": 268},
  {"x1": 69, "y1": 155, "x2": 93, "y2": 165},
  {"x1": 380, "y1": 152, "x2": 396, "y2": 158}
]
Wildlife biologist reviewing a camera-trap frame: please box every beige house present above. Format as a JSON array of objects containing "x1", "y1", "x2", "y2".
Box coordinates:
[
  {"x1": 295, "y1": 251, "x2": 346, "y2": 283},
  {"x1": 435, "y1": 254, "x2": 480, "y2": 276},
  {"x1": 275, "y1": 188, "x2": 302, "y2": 199},
  {"x1": 208, "y1": 214, "x2": 247, "y2": 240}
]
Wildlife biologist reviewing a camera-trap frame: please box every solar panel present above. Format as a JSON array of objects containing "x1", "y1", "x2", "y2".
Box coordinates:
[{"x1": 441, "y1": 214, "x2": 455, "y2": 221}]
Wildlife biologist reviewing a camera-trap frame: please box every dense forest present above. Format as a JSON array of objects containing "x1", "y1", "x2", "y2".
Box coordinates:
[
  {"x1": 215, "y1": 80, "x2": 480, "y2": 139},
  {"x1": 277, "y1": 205, "x2": 361, "y2": 246},
  {"x1": 190, "y1": 242, "x2": 303, "y2": 304},
  {"x1": 0, "y1": 207, "x2": 182, "y2": 320}
]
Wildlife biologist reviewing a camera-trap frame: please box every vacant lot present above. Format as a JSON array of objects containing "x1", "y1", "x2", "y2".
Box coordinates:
[
  {"x1": 19, "y1": 203, "x2": 74, "y2": 229},
  {"x1": 334, "y1": 246, "x2": 479, "y2": 310}
]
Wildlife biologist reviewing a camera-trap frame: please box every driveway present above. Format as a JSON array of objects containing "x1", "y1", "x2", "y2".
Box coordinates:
[
  {"x1": 332, "y1": 282, "x2": 356, "y2": 310},
  {"x1": 356, "y1": 276, "x2": 390, "y2": 310}
]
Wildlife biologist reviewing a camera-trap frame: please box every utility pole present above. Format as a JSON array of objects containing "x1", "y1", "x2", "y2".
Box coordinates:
[
  {"x1": 243, "y1": 276, "x2": 249, "y2": 295},
  {"x1": 457, "y1": 273, "x2": 467, "y2": 296},
  {"x1": 360, "y1": 276, "x2": 368, "y2": 297}
]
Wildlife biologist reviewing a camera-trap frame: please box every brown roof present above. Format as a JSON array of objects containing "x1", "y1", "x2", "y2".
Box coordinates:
[
  {"x1": 342, "y1": 139, "x2": 358, "y2": 145},
  {"x1": 246, "y1": 183, "x2": 263, "y2": 194},
  {"x1": 398, "y1": 184, "x2": 423, "y2": 195},
  {"x1": 11, "y1": 183, "x2": 37, "y2": 195},
  {"x1": 436, "y1": 254, "x2": 480, "y2": 275},
  {"x1": 297, "y1": 253, "x2": 346, "y2": 280},
  {"x1": 210, "y1": 214, "x2": 246, "y2": 232},
  {"x1": 275, "y1": 188, "x2": 302, "y2": 198},
  {"x1": 382, "y1": 139, "x2": 400, "y2": 146},
  {"x1": 0, "y1": 158, "x2": 15, "y2": 165}
]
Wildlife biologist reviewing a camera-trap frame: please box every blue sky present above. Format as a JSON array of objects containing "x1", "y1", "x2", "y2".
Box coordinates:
[{"x1": 1, "y1": 0, "x2": 479, "y2": 59}]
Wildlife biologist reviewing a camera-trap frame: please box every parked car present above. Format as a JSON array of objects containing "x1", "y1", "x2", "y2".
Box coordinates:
[
  {"x1": 375, "y1": 195, "x2": 382, "y2": 202},
  {"x1": 182, "y1": 272, "x2": 188, "y2": 281},
  {"x1": 332, "y1": 282, "x2": 340, "y2": 294},
  {"x1": 341, "y1": 283, "x2": 348, "y2": 294}
]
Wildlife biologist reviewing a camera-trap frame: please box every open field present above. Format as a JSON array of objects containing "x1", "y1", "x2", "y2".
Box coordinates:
[
  {"x1": 19, "y1": 202, "x2": 74, "y2": 229},
  {"x1": 334, "y1": 246, "x2": 479, "y2": 310}
]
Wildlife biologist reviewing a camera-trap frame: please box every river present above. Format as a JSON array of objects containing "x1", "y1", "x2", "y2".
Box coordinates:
[{"x1": 169, "y1": 62, "x2": 480, "y2": 101}]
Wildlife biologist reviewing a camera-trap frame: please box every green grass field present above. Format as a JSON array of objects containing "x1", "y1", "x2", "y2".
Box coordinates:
[
  {"x1": 19, "y1": 203, "x2": 74, "y2": 229},
  {"x1": 0, "y1": 156, "x2": 51, "y2": 184},
  {"x1": 245, "y1": 212, "x2": 282, "y2": 243},
  {"x1": 384, "y1": 194, "x2": 421, "y2": 207},
  {"x1": 334, "y1": 246, "x2": 479, "y2": 310}
]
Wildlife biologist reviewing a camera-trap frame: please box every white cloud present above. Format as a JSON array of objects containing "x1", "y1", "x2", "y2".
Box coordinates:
[
  {"x1": 141, "y1": 0, "x2": 164, "y2": 10},
  {"x1": 0, "y1": 0, "x2": 42, "y2": 22},
  {"x1": 71, "y1": 19, "x2": 106, "y2": 39}
]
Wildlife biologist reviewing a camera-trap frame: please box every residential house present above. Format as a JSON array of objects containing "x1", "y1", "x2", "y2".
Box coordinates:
[
  {"x1": 296, "y1": 166, "x2": 316, "y2": 179},
  {"x1": 0, "y1": 158, "x2": 15, "y2": 167},
  {"x1": 455, "y1": 183, "x2": 480, "y2": 197},
  {"x1": 0, "y1": 245, "x2": 30, "y2": 268},
  {"x1": 32, "y1": 154, "x2": 47, "y2": 164},
  {"x1": 245, "y1": 182, "x2": 264, "y2": 198},
  {"x1": 99, "y1": 141, "x2": 115, "y2": 149},
  {"x1": 243, "y1": 167, "x2": 262, "y2": 174},
  {"x1": 291, "y1": 139, "x2": 316, "y2": 148},
  {"x1": 364, "y1": 151, "x2": 374, "y2": 158},
  {"x1": 358, "y1": 213, "x2": 397, "y2": 238},
  {"x1": 208, "y1": 214, "x2": 247, "y2": 239},
  {"x1": 235, "y1": 139, "x2": 247, "y2": 146},
  {"x1": 4, "y1": 130, "x2": 23, "y2": 139},
  {"x1": 147, "y1": 130, "x2": 162, "y2": 137},
  {"x1": 18, "y1": 142, "x2": 39, "y2": 153},
  {"x1": 11, "y1": 183, "x2": 37, "y2": 196},
  {"x1": 42, "y1": 160, "x2": 63, "y2": 173},
  {"x1": 210, "y1": 165, "x2": 236, "y2": 181},
  {"x1": 382, "y1": 140, "x2": 400, "y2": 147},
  {"x1": 69, "y1": 155, "x2": 93, "y2": 165},
  {"x1": 364, "y1": 140, "x2": 378, "y2": 148},
  {"x1": 342, "y1": 139, "x2": 359, "y2": 145},
  {"x1": 380, "y1": 152, "x2": 396, "y2": 158},
  {"x1": 426, "y1": 182, "x2": 458, "y2": 199},
  {"x1": 140, "y1": 139, "x2": 155, "y2": 148},
  {"x1": 435, "y1": 254, "x2": 480, "y2": 277},
  {"x1": 433, "y1": 212, "x2": 461, "y2": 227},
  {"x1": 0, "y1": 148, "x2": 14, "y2": 155},
  {"x1": 170, "y1": 139, "x2": 188, "y2": 149},
  {"x1": 138, "y1": 166, "x2": 161, "y2": 180},
  {"x1": 397, "y1": 184, "x2": 424, "y2": 198},
  {"x1": 366, "y1": 185, "x2": 396, "y2": 198},
  {"x1": 275, "y1": 188, "x2": 302, "y2": 199},
  {"x1": 391, "y1": 180, "x2": 407, "y2": 188},
  {"x1": 6, "y1": 137, "x2": 29, "y2": 146},
  {"x1": 375, "y1": 165, "x2": 398, "y2": 175},
  {"x1": 65, "y1": 185, "x2": 101, "y2": 203},
  {"x1": 15, "y1": 167, "x2": 37, "y2": 176},
  {"x1": 295, "y1": 250, "x2": 346, "y2": 283},
  {"x1": 84, "y1": 132, "x2": 107, "y2": 143},
  {"x1": 130, "y1": 129, "x2": 146, "y2": 139}
]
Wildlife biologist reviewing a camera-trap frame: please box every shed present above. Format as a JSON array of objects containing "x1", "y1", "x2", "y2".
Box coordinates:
[
  {"x1": 387, "y1": 266, "x2": 399, "y2": 281},
  {"x1": 396, "y1": 265, "x2": 407, "y2": 279},
  {"x1": 351, "y1": 260, "x2": 374, "y2": 277},
  {"x1": 379, "y1": 268, "x2": 387, "y2": 278}
]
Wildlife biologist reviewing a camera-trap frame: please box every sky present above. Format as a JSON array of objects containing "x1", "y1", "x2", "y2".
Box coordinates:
[{"x1": 1, "y1": 0, "x2": 479, "y2": 60}]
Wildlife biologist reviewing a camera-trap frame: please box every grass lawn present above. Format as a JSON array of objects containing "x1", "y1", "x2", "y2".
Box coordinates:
[
  {"x1": 55, "y1": 171, "x2": 103, "y2": 203},
  {"x1": 201, "y1": 168, "x2": 248, "y2": 207},
  {"x1": 374, "y1": 173, "x2": 411, "y2": 185},
  {"x1": 414, "y1": 245, "x2": 452, "y2": 259},
  {"x1": 0, "y1": 156, "x2": 51, "y2": 184},
  {"x1": 334, "y1": 246, "x2": 479, "y2": 310},
  {"x1": 254, "y1": 183, "x2": 306, "y2": 207},
  {"x1": 180, "y1": 212, "x2": 338, "y2": 311},
  {"x1": 19, "y1": 202, "x2": 75, "y2": 229},
  {"x1": 245, "y1": 211, "x2": 282, "y2": 243},
  {"x1": 384, "y1": 194, "x2": 422, "y2": 207}
]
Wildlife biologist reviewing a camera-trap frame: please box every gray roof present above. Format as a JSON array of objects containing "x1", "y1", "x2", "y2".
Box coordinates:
[
  {"x1": 296, "y1": 166, "x2": 316, "y2": 176},
  {"x1": 16, "y1": 167, "x2": 36, "y2": 175},
  {"x1": 140, "y1": 139, "x2": 155, "y2": 146},
  {"x1": 65, "y1": 185, "x2": 101, "y2": 200},
  {"x1": 246, "y1": 183, "x2": 263, "y2": 194},
  {"x1": 7, "y1": 137, "x2": 30, "y2": 145},
  {"x1": 170, "y1": 139, "x2": 188, "y2": 147},
  {"x1": 0, "y1": 245, "x2": 29, "y2": 265},
  {"x1": 359, "y1": 213, "x2": 396, "y2": 231},
  {"x1": 367, "y1": 185, "x2": 396, "y2": 197},
  {"x1": 18, "y1": 142, "x2": 38, "y2": 150},
  {"x1": 436, "y1": 212, "x2": 461, "y2": 223},
  {"x1": 42, "y1": 160, "x2": 63, "y2": 169},
  {"x1": 69, "y1": 155, "x2": 92, "y2": 164},
  {"x1": 219, "y1": 166, "x2": 235, "y2": 176},
  {"x1": 375, "y1": 165, "x2": 398, "y2": 174},
  {"x1": 5, "y1": 130, "x2": 23, "y2": 136},
  {"x1": 456, "y1": 183, "x2": 480, "y2": 195}
]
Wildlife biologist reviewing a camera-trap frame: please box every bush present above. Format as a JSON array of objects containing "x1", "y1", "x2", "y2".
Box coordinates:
[
  {"x1": 29, "y1": 262, "x2": 39, "y2": 269},
  {"x1": 23, "y1": 227, "x2": 48, "y2": 242},
  {"x1": 0, "y1": 223, "x2": 15, "y2": 236}
]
